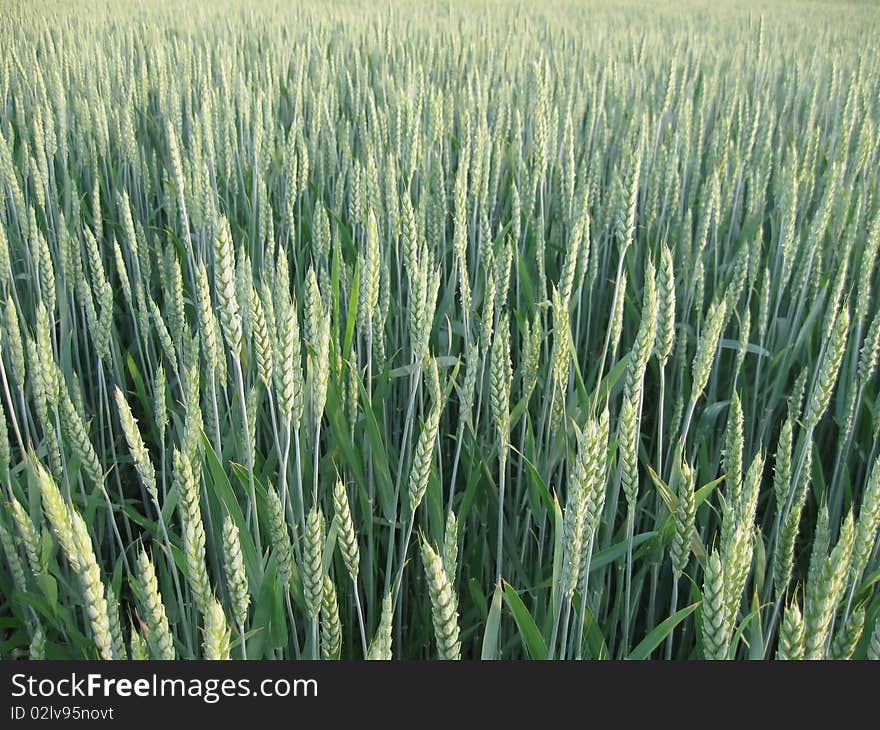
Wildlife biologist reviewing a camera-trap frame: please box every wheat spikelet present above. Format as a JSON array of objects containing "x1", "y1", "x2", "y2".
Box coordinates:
[
  {"x1": 304, "y1": 266, "x2": 323, "y2": 350},
  {"x1": 321, "y1": 574, "x2": 342, "y2": 660},
  {"x1": 275, "y1": 289, "x2": 303, "y2": 425},
  {"x1": 310, "y1": 307, "x2": 331, "y2": 428},
  {"x1": 35, "y1": 303, "x2": 58, "y2": 408},
  {"x1": 35, "y1": 219, "x2": 56, "y2": 316},
  {"x1": 8, "y1": 493, "x2": 43, "y2": 576},
  {"x1": 69, "y1": 509, "x2": 114, "y2": 660},
  {"x1": 367, "y1": 592, "x2": 394, "y2": 660},
  {"x1": 868, "y1": 616, "x2": 880, "y2": 660},
  {"x1": 163, "y1": 246, "x2": 186, "y2": 348},
  {"x1": 332, "y1": 478, "x2": 360, "y2": 582},
  {"x1": 359, "y1": 208, "x2": 382, "y2": 335},
  {"x1": 266, "y1": 485, "x2": 293, "y2": 590},
  {"x1": 521, "y1": 311, "x2": 542, "y2": 402},
  {"x1": 114, "y1": 386, "x2": 156, "y2": 497},
  {"x1": 153, "y1": 365, "x2": 168, "y2": 439},
  {"x1": 671, "y1": 459, "x2": 696, "y2": 579},
  {"x1": 609, "y1": 270, "x2": 627, "y2": 358},
  {"x1": 789, "y1": 367, "x2": 808, "y2": 422},
  {"x1": 34, "y1": 459, "x2": 78, "y2": 569},
  {"x1": 722, "y1": 392, "x2": 743, "y2": 500},
  {"x1": 27, "y1": 335, "x2": 49, "y2": 428},
  {"x1": 248, "y1": 283, "x2": 274, "y2": 387},
  {"x1": 0, "y1": 404, "x2": 7, "y2": 478},
  {"x1": 443, "y1": 509, "x2": 459, "y2": 581},
  {"x1": 490, "y1": 312, "x2": 512, "y2": 444},
  {"x1": 106, "y1": 584, "x2": 126, "y2": 660},
  {"x1": 29, "y1": 623, "x2": 46, "y2": 660},
  {"x1": 805, "y1": 304, "x2": 849, "y2": 429},
  {"x1": 222, "y1": 516, "x2": 250, "y2": 628},
  {"x1": 4, "y1": 298, "x2": 26, "y2": 388},
  {"x1": 723, "y1": 245, "x2": 750, "y2": 327},
  {"x1": 0, "y1": 522, "x2": 27, "y2": 594},
  {"x1": 701, "y1": 550, "x2": 731, "y2": 659},
  {"x1": 148, "y1": 297, "x2": 177, "y2": 365},
  {"x1": 481, "y1": 257, "x2": 497, "y2": 348},
  {"x1": 407, "y1": 382, "x2": 443, "y2": 511},
  {"x1": 629, "y1": 259, "x2": 658, "y2": 379},
  {"x1": 259, "y1": 277, "x2": 278, "y2": 364},
  {"x1": 775, "y1": 445, "x2": 812, "y2": 596},
  {"x1": 549, "y1": 286, "x2": 570, "y2": 431},
  {"x1": 421, "y1": 539, "x2": 461, "y2": 660},
  {"x1": 830, "y1": 605, "x2": 865, "y2": 660},
  {"x1": 203, "y1": 598, "x2": 231, "y2": 660},
  {"x1": 734, "y1": 309, "x2": 751, "y2": 377},
  {"x1": 195, "y1": 261, "x2": 220, "y2": 373},
  {"x1": 558, "y1": 223, "x2": 580, "y2": 308},
  {"x1": 459, "y1": 345, "x2": 479, "y2": 428},
  {"x1": 111, "y1": 235, "x2": 133, "y2": 312},
  {"x1": 583, "y1": 407, "x2": 610, "y2": 549},
  {"x1": 777, "y1": 599, "x2": 805, "y2": 660},
  {"x1": 851, "y1": 453, "x2": 880, "y2": 582},
  {"x1": 858, "y1": 307, "x2": 880, "y2": 385},
  {"x1": 562, "y1": 424, "x2": 591, "y2": 598},
  {"x1": 773, "y1": 417, "x2": 793, "y2": 518},
  {"x1": 181, "y1": 364, "x2": 204, "y2": 466},
  {"x1": 805, "y1": 510, "x2": 854, "y2": 658},
  {"x1": 690, "y1": 297, "x2": 727, "y2": 405},
  {"x1": 130, "y1": 625, "x2": 149, "y2": 661},
  {"x1": 135, "y1": 547, "x2": 175, "y2": 660},
  {"x1": 175, "y1": 447, "x2": 211, "y2": 614},
  {"x1": 414, "y1": 264, "x2": 440, "y2": 367},
  {"x1": 656, "y1": 242, "x2": 676, "y2": 364},
  {"x1": 59, "y1": 384, "x2": 104, "y2": 487},
  {"x1": 619, "y1": 380, "x2": 639, "y2": 508},
  {"x1": 402, "y1": 196, "x2": 422, "y2": 323},
  {"x1": 347, "y1": 346, "x2": 360, "y2": 432},
  {"x1": 42, "y1": 422, "x2": 65, "y2": 484},
  {"x1": 303, "y1": 506, "x2": 325, "y2": 621},
  {"x1": 721, "y1": 452, "x2": 764, "y2": 618},
  {"x1": 214, "y1": 215, "x2": 242, "y2": 355},
  {"x1": 0, "y1": 211, "x2": 8, "y2": 279}
]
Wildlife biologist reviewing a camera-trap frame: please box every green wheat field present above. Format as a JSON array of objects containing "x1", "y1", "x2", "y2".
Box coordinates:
[{"x1": 1, "y1": 0, "x2": 879, "y2": 660}]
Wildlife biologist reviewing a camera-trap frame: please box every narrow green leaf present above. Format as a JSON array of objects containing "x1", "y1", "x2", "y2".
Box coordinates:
[
  {"x1": 481, "y1": 582, "x2": 504, "y2": 660},
  {"x1": 502, "y1": 581, "x2": 548, "y2": 660},
  {"x1": 627, "y1": 602, "x2": 700, "y2": 660}
]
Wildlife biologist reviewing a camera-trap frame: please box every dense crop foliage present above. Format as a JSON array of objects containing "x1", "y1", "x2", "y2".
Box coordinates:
[{"x1": 1, "y1": 0, "x2": 879, "y2": 660}]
